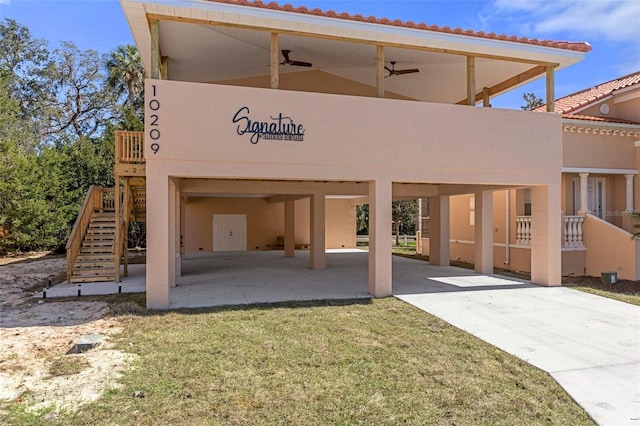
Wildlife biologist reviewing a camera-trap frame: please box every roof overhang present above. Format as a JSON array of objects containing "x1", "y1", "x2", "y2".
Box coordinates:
[{"x1": 120, "y1": 0, "x2": 589, "y2": 103}]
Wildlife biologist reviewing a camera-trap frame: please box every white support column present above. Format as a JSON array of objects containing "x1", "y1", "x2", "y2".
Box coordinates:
[
  {"x1": 284, "y1": 200, "x2": 295, "y2": 257},
  {"x1": 168, "y1": 178, "x2": 177, "y2": 288},
  {"x1": 174, "y1": 183, "x2": 182, "y2": 279},
  {"x1": 179, "y1": 194, "x2": 186, "y2": 277},
  {"x1": 146, "y1": 173, "x2": 170, "y2": 309},
  {"x1": 579, "y1": 172, "x2": 589, "y2": 213},
  {"x1": 368, "y1": 179, "x2": 392, "y2": 297},
  {"x1": 474, "y1": 191, "x2": 494, "y2": 274},
  {"x1": 625, "y1": 174, "x2": 634, "y2": 212},
  {"x1": 531, "y1": 184, "x2": 562, "y2": 286},
  {"x1": 429, "y1": 196, "x2": 450, "y2": 266},
  {"x1": 310, "y1": 193, "x2": 325, "y2": 269}
]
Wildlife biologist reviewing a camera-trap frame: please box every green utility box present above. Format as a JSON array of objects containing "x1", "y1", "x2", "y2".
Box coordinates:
[{"x1": 601, "y1": 271, "x2": 618, "y2": 285}]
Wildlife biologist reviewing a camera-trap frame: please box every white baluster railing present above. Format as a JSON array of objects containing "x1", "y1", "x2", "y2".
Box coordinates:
[
  {"x1": 516, "y1": 216, "x2": 532, "y2": 245},
  {"x1": 563, "y1": 215, "x2": 585, "y2": 248}
]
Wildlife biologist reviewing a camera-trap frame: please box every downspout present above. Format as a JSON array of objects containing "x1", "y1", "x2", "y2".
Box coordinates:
[{"x1": 504, "y1": 190, "x2": 510, "y2": 265}]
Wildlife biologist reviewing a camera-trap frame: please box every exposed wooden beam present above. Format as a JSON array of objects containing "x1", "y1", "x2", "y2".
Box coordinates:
[
  {"x1": 267, "y1": 195, "x2": 309, "y2": 204},
  {"x1": 546, "y1": 65, "x2": 555, "y2": 112},
  {"x1": 457, "y1": 65, "x2": 547, "y2": 105},
  {"x1": 146, "y1": 14, "x2": 559, "y2": 66},
  {"x1": 270, "y1": 32, "x2": 279, "y2": 89},
  {"x1": 466, "y1": 56, "x2": 476, "y2": 106},
  {"x1": 150, "y1": 19, "x2": 160, "y2": 79},
  {"x1": 160, "y1": 56, "x2": 168, "y2": 80},
  {"x1": 376, "y1": 45, "x2": 384, "y2": 98},
  {"x1": 482, "y1": 87, "x2": 490, "y2": 107}
]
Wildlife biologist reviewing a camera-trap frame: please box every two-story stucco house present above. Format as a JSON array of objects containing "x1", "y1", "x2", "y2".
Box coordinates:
[{"x1": 66, "y1": 0, "x2": 595, "y2": 309}]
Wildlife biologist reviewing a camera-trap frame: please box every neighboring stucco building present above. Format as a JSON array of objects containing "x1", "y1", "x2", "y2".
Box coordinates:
[
  {"x1": 67, "y1": 0, "x2": 594, "y2": 309},
  {"x1": 419, "y1": 72, "x2": 640, "y2": 280}
]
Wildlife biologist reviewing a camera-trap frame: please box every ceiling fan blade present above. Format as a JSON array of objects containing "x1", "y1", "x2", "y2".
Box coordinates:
[
  {"x1": 394, "y1": 68, "x2": 420, "y2": 75},
  {"x1": 281, "y1": 49, "x2": 291, "y2": 63},
  {"x1": 384, "y1": 66, "x2": 392, "y2": 73},
  {"x1": 290, "y1": 60, "x2": 312, "y2": 67}
]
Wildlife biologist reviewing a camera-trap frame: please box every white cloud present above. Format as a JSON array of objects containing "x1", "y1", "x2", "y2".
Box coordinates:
[
  {"x1": 0, "y1": 0, "x2": 10, "y2": 5},
  {"x1": 487, "y1": 0, "x2": 640, "y2": 43}
]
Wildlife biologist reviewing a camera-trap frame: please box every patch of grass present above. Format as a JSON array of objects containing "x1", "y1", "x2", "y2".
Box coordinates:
[
  {"x1": 48, "y1": 356, "x2": 90, "y2": 377},
  {"x1": 568, "y1": 286, "x2": 640, "y2": 306},
  {"x1": 39, "y1": 298, "x2": 594, "y2": 425}
]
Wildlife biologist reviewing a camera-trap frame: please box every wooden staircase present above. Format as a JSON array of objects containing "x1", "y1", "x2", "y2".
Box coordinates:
[
  {"x1": 67, "y1": 132, "x2": 147, "y2": 284},
  {"x1": 71, "y1": 209, "x2": 117, "y2": 283}
]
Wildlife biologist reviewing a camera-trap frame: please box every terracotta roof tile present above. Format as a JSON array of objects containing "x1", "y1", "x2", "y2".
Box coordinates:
[
  {"x1": 536, "y1": 71, "x2": 640, "y2": 114},
  {"x1": 563, "y1": 114, "x2": 640, "y2": 126},
  {"x1": 205, "y1": 0, "x2": 591, "y2": 53}
]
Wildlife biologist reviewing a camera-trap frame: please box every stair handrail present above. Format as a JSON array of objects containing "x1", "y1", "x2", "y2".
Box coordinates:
[{"x1": 66, "y1": 186, "x2": 104, "y2": 281}]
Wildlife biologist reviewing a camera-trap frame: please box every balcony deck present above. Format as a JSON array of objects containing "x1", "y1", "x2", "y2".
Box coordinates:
[{"x1": 115, "y1": 131, "x2": 145, "y2": 177}]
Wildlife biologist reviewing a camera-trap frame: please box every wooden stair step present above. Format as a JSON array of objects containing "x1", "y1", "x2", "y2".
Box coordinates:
[
  {"x1": 74, "y1": 261, "x2": 115, "y2": 268},
  {"x1": 72, "y1": 269, "x2": 116, "y2": 277},
  {"x1": 69, "y1": 277, "x2": 116, "y2": 284}
]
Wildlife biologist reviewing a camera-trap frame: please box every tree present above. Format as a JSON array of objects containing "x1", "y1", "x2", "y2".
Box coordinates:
[
  {"x1": 521, "y1": 92, "x2": 544, "y2": 111},
  {"x1": 392, "y1": 200, "x2": 418, "y2": 245},
  {"x1": 633, "y1": 211, "x2": 640, "y2": 240},
  {"x1": 356, "y1": 204, "x2": 368, "y2": 235},
  {"x1": 38, "y1": 42, "x2": 113, "y2": 141},
  {"x1": 104, "y1": 45, "x2": 145, "y2": 129}
]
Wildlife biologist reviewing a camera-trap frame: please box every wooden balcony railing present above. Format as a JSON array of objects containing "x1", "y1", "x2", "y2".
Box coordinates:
[
  {"x1": 65, "y1": 186, "x2": 114, "y2": 280},
  {"x1": 115, "y1": 131, "x2": 145, "y2": 165}
]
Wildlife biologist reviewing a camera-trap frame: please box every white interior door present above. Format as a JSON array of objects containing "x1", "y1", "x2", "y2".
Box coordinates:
[
  {"x1": 574, "y1": 177, "x2": 606, "y2": 219},
  {"x1": 213, "y1": 214, "x2": 247, "y2": 251},
  {"x1": 587, "y1": 178, "x2": 606, "y2": 219}
]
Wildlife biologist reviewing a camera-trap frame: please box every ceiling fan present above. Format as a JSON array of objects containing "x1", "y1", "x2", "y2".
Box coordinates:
[
  {"x1": 281, "y1": 50, "x2": 312, "y2": 67},
  {"x1": 385, "y1": 61, "x2": 419, "y2": 77}
]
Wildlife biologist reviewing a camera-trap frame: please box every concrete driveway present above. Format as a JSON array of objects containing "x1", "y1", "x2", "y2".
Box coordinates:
[{"x1": 394, "y1": 260, "x2": 640, "y2": 426}]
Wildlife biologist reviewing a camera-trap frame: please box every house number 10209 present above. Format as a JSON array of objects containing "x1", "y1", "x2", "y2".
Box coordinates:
[{"x1": 149, "y1": 85, "x2": 160, "y2": 154}]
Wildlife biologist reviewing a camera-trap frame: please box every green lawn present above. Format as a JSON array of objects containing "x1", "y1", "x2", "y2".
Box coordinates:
[
  {"x1": 3, "y1": 298, "x2": 593, "y2": 425},
  {"x1": 568, "y1": 286, "x2": 640, "y2": 306}
]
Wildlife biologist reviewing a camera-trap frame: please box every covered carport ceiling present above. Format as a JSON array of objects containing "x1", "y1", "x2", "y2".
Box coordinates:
[{"x1": 158, "y1": 20, "x2": 531, "y2": 104}]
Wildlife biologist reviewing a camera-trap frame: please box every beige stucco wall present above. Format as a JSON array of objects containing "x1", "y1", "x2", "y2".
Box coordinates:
[
  {"x1": 563, "y1": 132, "x2": 636, "y2": 170},
  {"x1": 577, "y1": 92, "x2": 639, "y2": 124},
  {"x1": 184, "y1": 197, "x2": 355, "y2": 252},
  {"x1": 145, "y1": 79, "x2": 562, "y2": 184},
  {"x1": 214, "y1": 70, "x2": 413, "y2": 100},
  {"x1": 145, "y1": 79, "x2": 564, "y2": 307},
  {"x1": 562, "y1": 250, "x2": 586, "y2": 276},
  {"x1": 584, "y1": 213, "x2": 640, "y2": 280}
]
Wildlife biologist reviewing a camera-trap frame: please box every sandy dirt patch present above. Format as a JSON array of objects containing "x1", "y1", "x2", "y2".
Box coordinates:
[{"x1": 0, "y1": 253, "x2": 138, "y2": 414}]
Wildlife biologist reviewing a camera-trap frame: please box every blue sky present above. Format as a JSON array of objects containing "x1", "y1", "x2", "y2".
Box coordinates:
[{"x1": 1, "y1": 0, "x2": 638, "y2": 109}]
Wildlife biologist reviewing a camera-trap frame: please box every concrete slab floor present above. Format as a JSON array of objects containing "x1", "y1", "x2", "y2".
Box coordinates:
[
  {"x1": 396, "y1": 267, "x2": 640, "y2": 426},
  {"x1": 33, "y1": 264, "x2": 146, "y2": 298}
]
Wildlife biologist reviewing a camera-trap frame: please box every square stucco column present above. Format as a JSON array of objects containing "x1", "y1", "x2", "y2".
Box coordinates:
[
  {"x1": 429, "y1": 195, "x2": 450, "y2": 266},
  {"x1": 284, "y1": 200, "x2": 295, "y2": 258},
  {"x1": 310, "y1": 193, "x2": 325, "y2": 269},
  {"x1": 368, "y1": 179, "x2": 392, "y2": 297},
  {"x1": 531, "y1": 184, "x2": 562, "y2": 286},
  {"x1": 146, "y1": 174, "x2": 171, "y2": 309},
  {"x1": 474, "y1": 191, "x2": 494, "y2": 274}
]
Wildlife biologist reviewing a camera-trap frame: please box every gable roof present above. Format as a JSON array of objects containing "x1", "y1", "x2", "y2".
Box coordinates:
[
  {"x1": 204, "y1": 0, "x2": 592, "y2": 54},
  {"x1": 536, "y1": 71, "x2": 640, "y2": 114}
]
